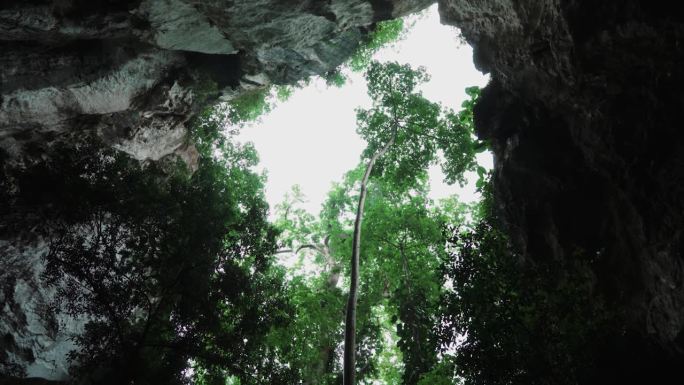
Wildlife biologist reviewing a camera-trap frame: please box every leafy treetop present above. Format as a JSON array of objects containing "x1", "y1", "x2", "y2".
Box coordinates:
[{"x1": 357, "y1": 62, "x2": 483, "y2": 191}]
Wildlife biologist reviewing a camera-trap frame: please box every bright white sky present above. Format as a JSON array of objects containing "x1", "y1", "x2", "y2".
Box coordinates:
[{"x1": 237, "y1": 4, "x2": 490, "y2": 217}]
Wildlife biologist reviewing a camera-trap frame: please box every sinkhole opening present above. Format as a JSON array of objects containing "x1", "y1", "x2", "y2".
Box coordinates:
[{"x1": 198, "y1": 4, "x2": 494, "y2": 384}]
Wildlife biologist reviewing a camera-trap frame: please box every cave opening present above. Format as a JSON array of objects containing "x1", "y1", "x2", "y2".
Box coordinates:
[
  {"x1": 207, "y1": 5, "x2": 494, "y2": 384},
  {"x1": 3, "y1": 0, "x2": 683, "y2": 384},
  {"x1": 237, "y1": 4, "x2": 490, "y2": 219}
]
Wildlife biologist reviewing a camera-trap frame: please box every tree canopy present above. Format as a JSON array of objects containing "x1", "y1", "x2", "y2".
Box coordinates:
[
  {"x1": 337, "y1": 61, "x2": 482, "y2": 384},
  {"x1": 28, "y1": 60, "x2": 484, "y2": 385},
  {"x1": 0, "y1": 29, "x2": 616, "y2": 384},
  {"x1": 358, "y1": 62, "x2": 482, "y2": 189},
  {"x1": 8, "y1": 121, "x2": 291, "y2": 384},
  {"x1": 264, "y1": 168, "x2": 468, "y2": 385}
]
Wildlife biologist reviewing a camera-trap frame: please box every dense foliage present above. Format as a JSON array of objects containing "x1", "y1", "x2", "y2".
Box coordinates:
[
  {"x1": 263, "y1": 60, "x2": 617, "y2": 385},
  {"x1": 349, "y1": 19, "x2": 406, "y2": 72},
  {"x1": 251, "y1": 61, "x2": 482, "y2": 385},
  {"x1": 265, "y1": 171, "x2": 467, "y2": 385},
  {"x1": 4, "y1": 127, "x2": 291, "y2": 384},
  {"x1": 437, "y1": 181, "x2": 615, "y2": 385},
  {"x1": 325, "y1": 18, "x2": 407, "y2": 87},
  {"x1": 337, "y1": 61, "x2": 483, "y2": 384},
  {"x1": 358, "y1": 62, "x2": 482, "y2": 188}
]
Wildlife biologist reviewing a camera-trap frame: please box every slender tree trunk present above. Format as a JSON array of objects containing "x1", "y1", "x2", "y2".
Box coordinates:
[{"x1": 343, "y1": 134, "x2": 395, "y2": 385}]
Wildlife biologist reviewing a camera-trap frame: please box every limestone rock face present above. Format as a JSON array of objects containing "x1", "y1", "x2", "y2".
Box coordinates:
[
  {"x1": 0, "y1": 0, "x2": 431, "y2": 379},
  {"x1": 0, "y1": 0, "x2": 428, "y2": 166},
  {"x1": 0, "y1": 238, "x2": 84, "y2": 380},
  {"x1": 440, "y1": 0, "x2": 684, "y2": 380}
]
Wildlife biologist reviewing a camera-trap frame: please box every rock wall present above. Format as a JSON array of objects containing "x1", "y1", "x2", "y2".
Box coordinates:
[
  {"x1": 0, "y1": 0, "x2": 431, "y2": 379},
  {"x1": 0, "y1": 0, "x2": 430, "y2": 166},
  {"x1": 440, "y1": 0, "x2": 684, "y2": 381},
  {"x1": 1, "y1": 238, "x2": 84, "y2": 381}
]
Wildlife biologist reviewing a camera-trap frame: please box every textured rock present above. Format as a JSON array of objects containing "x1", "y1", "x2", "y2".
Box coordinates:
[
  {"x1": 138, "y1": 0, "x2": 237, "y2": 55},
  {"x1": 439, "y1": 0, "x2": 684, "y2": 381},
  {"x1": 0, "y1": 238, "x2": 84, "y2": 381},
  {"x1": 0, "y1": 0, "x2": 429, "y2": 167}
]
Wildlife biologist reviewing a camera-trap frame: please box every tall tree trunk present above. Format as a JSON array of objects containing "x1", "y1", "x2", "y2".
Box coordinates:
[{"x1": 343, "y1": 134, "x2": 395, "y2": 385}]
